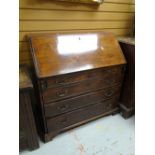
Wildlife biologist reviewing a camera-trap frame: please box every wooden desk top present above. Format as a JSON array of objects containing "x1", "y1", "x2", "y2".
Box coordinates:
[
  {"x1": 29, "y1": 32, "x2": 126, "y2": 78},
  {"x1": 19, "y1": 65, "x2": 33, "y2": 90}
]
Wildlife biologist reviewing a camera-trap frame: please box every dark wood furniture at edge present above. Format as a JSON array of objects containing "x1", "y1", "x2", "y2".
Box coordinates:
[
  {"x1": 28, "y1": 32, "x2": 126, "y2": 142},
  {"x1": 119, "y1": 37, "x2": 135, "y2": 118},
  {"x1": 19, "y1": 65, "x2": 39, "y2": 151}
]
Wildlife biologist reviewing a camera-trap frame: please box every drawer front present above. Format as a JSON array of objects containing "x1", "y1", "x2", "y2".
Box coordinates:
[
  {"x1": 47, "y1": 96, "x2": 119, "y2": 132},
  {"x1": 40, "y1": 65, "x2": 124, "y2": 90},
  {"x1": 44, "y1": 85, "x2": 121, "y2": 117},
  {"x1": 41, "y1": 71, "x2": 123, "y2": 103}
]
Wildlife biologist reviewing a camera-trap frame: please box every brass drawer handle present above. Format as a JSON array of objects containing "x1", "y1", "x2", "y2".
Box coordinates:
[
  {"x1": 104, "y1": 90, "x2": 114, "y2": 97},
  {"x1": 55, "y1": 79, "x2": 65, "y2": 84},
  {"x1": 57, "y1": 104, "x2": 69, "y2": 111},
  {"x1": 57, "y1": 90, "x2": 68, "y2": 97}
]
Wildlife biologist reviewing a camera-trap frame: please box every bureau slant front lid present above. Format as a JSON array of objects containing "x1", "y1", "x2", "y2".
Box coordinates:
[{"x1": 29, "y1": 32, "x2": 126, "y2": 78}]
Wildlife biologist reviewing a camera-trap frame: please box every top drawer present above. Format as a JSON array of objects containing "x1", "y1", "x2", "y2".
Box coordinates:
[
  {"x1": 40, "y1": 65, "x2": 124, "y2": 90},
  {"x1": 39, "y1": 66, "x2": 125, "y2": 103}
]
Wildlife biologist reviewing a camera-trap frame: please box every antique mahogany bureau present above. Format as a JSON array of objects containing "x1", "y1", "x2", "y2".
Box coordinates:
[
  {"x1": 19, "y1": 65, "x2": 39, "y2": 150},
  {"x1": 29, "y1": 32, "x2": 126, "y2": 142}
]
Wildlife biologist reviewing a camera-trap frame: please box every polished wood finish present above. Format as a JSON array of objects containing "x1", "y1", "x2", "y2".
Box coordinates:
[
  {"x1": 29, "y1": 32, "x2": 126, "y2": 142},
  {"x1": 19, "y1": 65, "x2": 39, "y2": 151},
  {"x1": 40, "y1": 65, "x2": 123, "y2": 88},
  {"x1": 118, "y1": 37, "x2": 135, "y2": 118},
  {"x1": 45, "y1": 85, "x2": 121, "y2": 118},
  {"x1": 29, "y1": 32, "x2": 126, "y2": 78},
  {"x1": 47, "y1": 96, "x2": 119, "y2": 132},
  {"x1": 41, "y1": 68, "x2": 123, "y2": 103}
]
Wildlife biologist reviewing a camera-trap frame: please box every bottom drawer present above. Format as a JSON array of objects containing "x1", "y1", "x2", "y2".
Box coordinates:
[{"x1": 47, "y1": 96, "x2": 119, "y2": 132}]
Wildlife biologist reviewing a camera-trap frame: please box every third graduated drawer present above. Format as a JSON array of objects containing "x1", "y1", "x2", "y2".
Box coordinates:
[
  {"x1": 40, "y1": 67, "x2": 124, "y2": 103},
  {"x1": 44, "y1": 85, "x2": 121, "y2": 118}
]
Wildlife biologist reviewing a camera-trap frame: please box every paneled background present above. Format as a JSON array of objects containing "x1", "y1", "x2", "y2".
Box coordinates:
[{"x1": 19, "y1": 0, "x2": 135, "y2": 65}]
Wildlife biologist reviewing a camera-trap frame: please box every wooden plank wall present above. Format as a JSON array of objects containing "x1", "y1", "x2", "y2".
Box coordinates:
[{"x1": 19, "y1": 0, "x2": 135, "y2": 65}]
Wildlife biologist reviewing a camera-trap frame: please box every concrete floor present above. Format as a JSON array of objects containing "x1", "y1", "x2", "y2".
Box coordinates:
[{"x1": 20, "y1": 114, "x2": 135, "y2": 155}]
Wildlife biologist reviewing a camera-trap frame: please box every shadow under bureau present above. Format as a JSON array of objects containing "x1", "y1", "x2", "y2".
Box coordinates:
[{"x1": 29, "y1": 32, "x2": 126, "y2": 142}]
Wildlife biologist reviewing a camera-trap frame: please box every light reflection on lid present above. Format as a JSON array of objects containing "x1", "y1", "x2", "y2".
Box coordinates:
[
  {"x1": 59, "y1": 64, "x2": 93, "y2": 74},
  {"x1": 57, "y1": 34, "x2": 98, "y2": 55}
]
